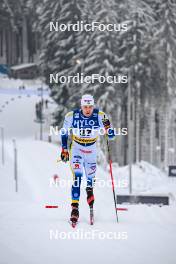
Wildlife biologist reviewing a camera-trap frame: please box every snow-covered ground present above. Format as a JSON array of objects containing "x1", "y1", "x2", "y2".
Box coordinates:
[
  {"x1": 0, "y1": 77, "x2": 176, "y2": 264},
  {"x1": 0, "y1": 77, "x2": 55, "y2": 139}
]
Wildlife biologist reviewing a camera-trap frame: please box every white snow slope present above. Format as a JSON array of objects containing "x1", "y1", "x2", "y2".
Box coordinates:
[{"x1": 0, "y1": 78, "x2": 176, "y2": 264}]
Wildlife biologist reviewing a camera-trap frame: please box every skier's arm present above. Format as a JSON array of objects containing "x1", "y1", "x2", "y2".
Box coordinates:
[
  {"x1": 98, "y1": 111, "x2": 115, "y2": 140},
  {"x1": 61, "y1": 111, "x2": 73, "y2": 149}
]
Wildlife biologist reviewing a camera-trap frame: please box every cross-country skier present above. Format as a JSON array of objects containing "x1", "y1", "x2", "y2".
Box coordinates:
[{"x1": 60, "y1": 94, "x2": 115, "y2": 226}]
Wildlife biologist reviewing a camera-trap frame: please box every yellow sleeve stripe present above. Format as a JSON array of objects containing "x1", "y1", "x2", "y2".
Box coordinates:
[
  {"x1": 66, "y1": 111, "x2": 73, "y2": 118},
  {"x1": 99, "y1": 111, "x2": 105, "y2": 116}
]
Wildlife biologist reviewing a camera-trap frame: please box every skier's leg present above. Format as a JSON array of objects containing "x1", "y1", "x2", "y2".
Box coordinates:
[
  {"x1": 70, "y1": 145, "x2": 83, "y2": 222},
  {"x1": 70, "y1": 152, "x2": 83, "y2": 204},
  {"x1": 84, "y1": 146, "x2": 97, "y2": 207}
]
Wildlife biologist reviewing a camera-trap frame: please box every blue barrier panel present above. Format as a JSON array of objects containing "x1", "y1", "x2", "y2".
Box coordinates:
[
  {"x1": 0, "y1": 65, "x2": 9, "y2": 74},
  {"x1": 168, "y1": 166, "x2": 176, "y2": 177},
  {"x1": 117, "y1": 194, "x2": 169, "y2": 205}
]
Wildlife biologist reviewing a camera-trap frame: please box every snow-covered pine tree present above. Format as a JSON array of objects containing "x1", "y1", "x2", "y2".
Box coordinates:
[
  {"x1": 38, "y1": 0, "x2": 82, "y2": 126},
  {"x1": 121, "y1": 0, "x2": 156, "y2": 163},
  {"x1": 0, "y1": 0, "x2": 31, "y2": 63},
  {"x1": 26, "y1": 0, "x2": 42, "y2": 62},
  {"x1": 152, "y1": 0, "x2": 176, "y2": 169},
  {"x1": 60, "y1": 0, "x2": 96, "y2": 111},
  {"x1": 77, "y1": 0, "x2": 126, "y2": 163}
]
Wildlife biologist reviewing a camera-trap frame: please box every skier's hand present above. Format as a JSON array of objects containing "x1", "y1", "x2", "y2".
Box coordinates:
[
  {"x1": 102, "y1": 118, "x2": 115, "y2": 140},
  {"x1": 102, "y1": 118, "x2": 111, "y2": 130},
  {"x1": 61, "y1": 148, "x2": 69, "y2": 162}
]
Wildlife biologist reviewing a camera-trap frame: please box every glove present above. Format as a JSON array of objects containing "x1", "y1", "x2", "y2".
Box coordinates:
[
  {"x1": 102, "y1": 118, "x2": 115, "y2": 140},
  {"x1": 102, "y1": 118, "x2": 111, "y2": 130},
  {"x1": 61, "y1": 148, "x2": 69, "y2": 162}
]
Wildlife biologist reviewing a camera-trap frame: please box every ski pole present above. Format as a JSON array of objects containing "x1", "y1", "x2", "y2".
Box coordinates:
[{"x1": 105, "y1": 134, "x2": 118, "y2": 223}]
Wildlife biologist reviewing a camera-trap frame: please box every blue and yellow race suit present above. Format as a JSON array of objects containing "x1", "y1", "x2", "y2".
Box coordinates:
[{"x1": 61, "y1": 108, "x2": 115, "y2": 204}]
